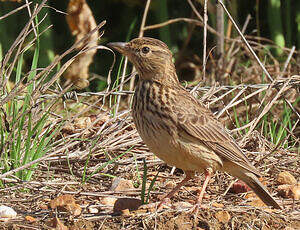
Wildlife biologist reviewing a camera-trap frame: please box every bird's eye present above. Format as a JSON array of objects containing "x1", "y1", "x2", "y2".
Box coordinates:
[{"x1": 141, "y1": 46, "x2": 150, "y2": 54}]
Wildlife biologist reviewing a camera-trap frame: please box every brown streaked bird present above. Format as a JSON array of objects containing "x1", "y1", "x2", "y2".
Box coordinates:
[{"x1": 107, "y1": 37, "x2": 281, "y2": 210}]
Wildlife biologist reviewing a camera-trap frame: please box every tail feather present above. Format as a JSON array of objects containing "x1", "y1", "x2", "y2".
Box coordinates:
[{"x1": 229, "y1": 169, "x2": 281, "y2": 209}]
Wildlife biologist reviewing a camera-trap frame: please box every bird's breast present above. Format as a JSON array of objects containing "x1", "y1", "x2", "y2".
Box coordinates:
[{"x1": 132, "y1": 80, "x2": 223, "y2": 172}]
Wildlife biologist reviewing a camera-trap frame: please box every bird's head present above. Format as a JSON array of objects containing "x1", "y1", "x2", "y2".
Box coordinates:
[{"x1": 108, "y1": 37, "x2": 178, "y2": 84}]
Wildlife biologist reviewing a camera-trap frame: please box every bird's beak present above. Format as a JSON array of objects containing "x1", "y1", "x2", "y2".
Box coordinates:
[{"x1": 107, "y1": 42, "x2": 128, "y2": 54}]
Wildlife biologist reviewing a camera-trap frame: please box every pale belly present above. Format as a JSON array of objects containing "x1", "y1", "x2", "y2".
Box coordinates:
[{"x1": 134, "y1": 113, "x2": 223, "y2": 172}]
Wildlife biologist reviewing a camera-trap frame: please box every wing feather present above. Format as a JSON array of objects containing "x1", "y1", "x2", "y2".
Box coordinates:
[{"x1": 174, "y1": 89, "x2": 260, "y2": 176}]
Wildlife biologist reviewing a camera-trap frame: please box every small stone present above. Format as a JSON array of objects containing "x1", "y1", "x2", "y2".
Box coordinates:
[
  {"x1": 113, "y1": 198, "x2": 142, "y2": 213},
  {"x1": 100, "y1": 197, "x2": 117, "y2": 206},
  {"x1": 121, "y1": 209, "x2": 130, "y2": 216},
  {"x1": 70, "y1": 203, "x2": 82, "y2": 216},
  {"x1": 88, "y1": 207, "x2": 99, "y2": 214},
  {"x1": 0, "y1": 205, "x2": 17, "y2": 221},
  {"x1": 110, "y1": 177, "x2": 134, "y2": 192}
]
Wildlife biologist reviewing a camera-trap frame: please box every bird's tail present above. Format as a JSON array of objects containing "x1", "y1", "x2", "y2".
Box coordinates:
[{"x1": 229, "y1": 169, "x2": 281, "y2": 209}]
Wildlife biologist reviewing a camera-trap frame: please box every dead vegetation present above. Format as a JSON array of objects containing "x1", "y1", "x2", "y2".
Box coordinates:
[{"x1": 0, "y1": 0, "x2": 299, "y2": 229}]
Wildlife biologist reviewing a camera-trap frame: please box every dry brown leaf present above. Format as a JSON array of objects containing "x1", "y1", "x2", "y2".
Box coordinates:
[
  {"x1": 278, "y1": 184, "x2": 293, "y2": 198},
  {"x1": 291, "y1": 184, "x2": 300, "y2": 200},
  {"x1": 277, "y1": 171, "x2": 297, "y2": 185},
  {"x1": 25, "y1": 215, "x2": 37, "y2": 223},
  {"x1": 50, "y1": 194, "x2": 82, "y2": 216},
  {"x1": 65, "y1": 0, "x2": 99, "y2": 88},
  {"x1": 215, "y1": 211, "x2": 231, "y2": 223},
  {"x1": 278, "y1": 184, "x2": 300, "y2": 200}
]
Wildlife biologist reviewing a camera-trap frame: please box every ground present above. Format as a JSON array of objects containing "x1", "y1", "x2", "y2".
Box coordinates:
[{"x1": 0, "y1": 113, "x2": 299, "y2": 229}]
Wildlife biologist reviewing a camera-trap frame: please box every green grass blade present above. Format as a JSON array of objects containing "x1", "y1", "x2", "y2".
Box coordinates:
[
  {"x1": 146, "y1": 171, "x2": 159, "y2": 204},
  {"x1": 141, "y1": 158, "x2": 147, "y2": 204}
]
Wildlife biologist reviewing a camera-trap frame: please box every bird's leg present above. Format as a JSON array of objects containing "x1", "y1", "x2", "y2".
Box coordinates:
[
  {"x1": 157, "y1": 171, "x2": 194, "y2": 210},
  {"x1": 191, "y1": 168, "x2": 213, "y2": 214}
]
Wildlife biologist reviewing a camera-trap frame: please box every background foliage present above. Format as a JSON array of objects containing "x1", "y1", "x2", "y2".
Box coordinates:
[{"x1": 0, "y1": 0, "x2": 299, "y2": 90}]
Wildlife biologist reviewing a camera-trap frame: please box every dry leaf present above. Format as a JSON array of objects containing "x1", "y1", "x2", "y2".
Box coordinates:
[
  {"x1": 277, "y1": 171, "x2": 297, "y2": 185},
  {"x1": 215, "y1": 211, "x2": 231, "y2": 223},
  {"x1": 65, "y1": 0, "x2": 99, "y2": 88},
  {"x1": 291, "y1": 184, "x2": 300, "y2": 200},
  {"x1": 278, "y1": 184, "x2": 300, "y2": 200},
  {"x1": 100, "y1": 197, "x2": 117, "y2": 207},
  {"x1": 278, "y1": 184, "x2": 293, "y2": 198},
  {"x1": 25, "y1": 215, "x2": 37, "y2": 223},
  {"x1": 88, "y1": 207, "x2": 99, "y2": 214},
  {"x1": 50, "y1": 194, "x2": 82, "y2": 216}
]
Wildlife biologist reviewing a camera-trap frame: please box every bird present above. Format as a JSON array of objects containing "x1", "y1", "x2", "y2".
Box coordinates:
[{"x1": 107, "y1": 37, "x2": 281, "y2": 211}]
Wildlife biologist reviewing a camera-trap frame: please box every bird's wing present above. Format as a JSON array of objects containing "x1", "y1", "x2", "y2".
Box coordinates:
[{"x1": 174, "y1": 89, "x2": 260, "y2": 176}]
